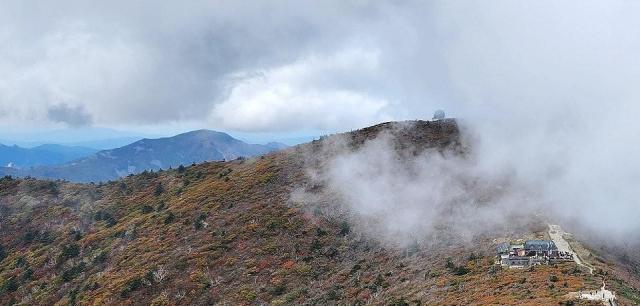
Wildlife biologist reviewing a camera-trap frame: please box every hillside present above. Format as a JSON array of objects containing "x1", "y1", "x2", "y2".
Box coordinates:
[
  {"x1": 0, "y1": 130, "x2": 286, "y2": 183},
  {"x1": 0, "y1": 120, "x2": 638, "y2": 305},
  {"x1": 0, "y1": 144, "x2": 97, "y2": 169}
]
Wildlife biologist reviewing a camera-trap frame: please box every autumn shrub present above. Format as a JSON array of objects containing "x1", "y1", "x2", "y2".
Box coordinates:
[
  {"x1": 62, "y1": 262, "x2": 86, "y2": 282},
  {"x1": 374, "y1": 274, "x2": 389, "y2": 288},
  {"x1": 310, "y1": 239, "x2": 322, "y2": 252},
  {"x1": 452, "y1": 266, "x2": 470, "y2": 276},
  {"x1": 22, "y1": 230, "x2": 38, "y2": 243},
  {"x1": 68, "y1": 288, "x2": 80, "y2": 305},
  {"x1": 120, "y1": 276, "x2": 144, "y2": 297},
  {"x1": 22, "y1": 267, "x2": 33, "y2": 281},
  {"x1": 388, "y1": 297, "x2": 410, "y2": 306},
  {"x1": 315, "y1": 227, "x2": 327, "y2": 236},
  {"x1": 0, "y1": 277, "x2": 18, "y2": 294},
  {"x1": 445, "y1": 258, "x2": 455, "y2": 270},
  {"x1": 59, "y1": 243, "x2": 81, "y2": 261},
  {"x1": 94, "y1": 210, "x2": 117, "y2": 227},
  {"x1": 163, "y1": 212, "x2": 175, "y2": 224},
  {"x1": 151, "y1": 293, "x2": 171, "y2": 306},
  {"x1": 445, "y1": 257, "x2": 470, "y2": 275},
  {"x1": 294, "y1": 263, "x2": 312, "y2": 275},
  {"x1": 14, "y1": 256, "x2": 26, "y2": 267},
  {"x1": 154, "y1": 183, "x2": 164, "y2": 196},
  {"x1": 26, "y1": 180, "x2": 60, "y2": 196},
  {"x1": 269, "y1": 284, "x2": 286, "y2": 296},
  {"x1": 339, "y1": 221, "x2": 350, "y2": 236},
  {"x1": 72, "y1": 230, "x2": 83, "y2": 241},
  {"x1": 92, "y1": 249, "x2": 108, "y2": 264},
  {"x1": 218, "y1": 168, "x2": 232, "y2": 178},
  {"x1": 173, "y1": 258, "x2": 189, "y2": 271},
  {"x1": 238, "y1": 286, "x2": 257, "y2": 302},
  {"x1": 194, "y1": 219, "x2": 204, "y2": 230},
  {"x1": 140, "y1": 205, "x2": 154, "y2": 214}
]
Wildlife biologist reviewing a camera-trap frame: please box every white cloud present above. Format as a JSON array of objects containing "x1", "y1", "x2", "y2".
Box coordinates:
[
  {"x1": 210, "y1": 49, "x2": 394, "y2": 132},
  {"x1": 0, "y1": 22, "x2": 154, "y2": 125}
]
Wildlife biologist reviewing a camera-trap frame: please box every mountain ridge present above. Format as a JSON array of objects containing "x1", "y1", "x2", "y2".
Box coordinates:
[
  {"x1": 0, "y1": 129, "x2": 286, "y2": 183},
  {"x1": 0, "y1": 120, "x2": 638, "y2": 305},
  {"x1": 0, "y1": 143, "x2": 97, "y2": 169}
]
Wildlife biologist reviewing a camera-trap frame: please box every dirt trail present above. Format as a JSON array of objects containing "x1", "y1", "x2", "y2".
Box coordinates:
[
  {"x1": 548, "y1": 224, "x2": 594, "y2": 273},
  {"x1": 548, "y1": 224, "x2": 616, "y2": 306}
]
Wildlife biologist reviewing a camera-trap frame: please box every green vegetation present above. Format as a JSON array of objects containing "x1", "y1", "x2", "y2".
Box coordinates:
[
  {"x1": 0, "y1": 244, "x2": 6, "y2": 262},
  {"x1": 59, "y1": 243, "x2": 81, "y2": 262},
  {"x1": 611, "y1": 278, "x2": 640, "y2": 304},
  {"x1": 445, "y1": 257, "x2": 471, "y2": 276},
  {"x1": 62, "y1": 262, "x2": 86, "y2": 282},
  {"x1": 0, "y1": 277, "x2": 18, "y2": 294}
]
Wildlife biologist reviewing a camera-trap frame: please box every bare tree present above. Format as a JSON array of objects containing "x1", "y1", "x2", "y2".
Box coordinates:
[
  {"x1": 174, "y1": 290, "x2": 185, "y2": 301},
  {"x1": 153, "y1": 266, "x2": 169, "y2": 283}
]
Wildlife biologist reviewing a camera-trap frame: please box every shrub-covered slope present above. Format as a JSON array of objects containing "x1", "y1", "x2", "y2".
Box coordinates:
[{"x1": 0, "y1": 120, "x2": 637, "y2": 305}]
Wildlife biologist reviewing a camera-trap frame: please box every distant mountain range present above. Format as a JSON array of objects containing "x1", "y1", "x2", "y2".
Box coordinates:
[
  {"x1": 0, "y1": 130, "x2": 286, "y2": 182},
  {"x1": 0, "y1": 144, "x2": 97, "y2": 168},
  {"x1": 0, "y1": 126, "x2": 156, "y2": 149}
]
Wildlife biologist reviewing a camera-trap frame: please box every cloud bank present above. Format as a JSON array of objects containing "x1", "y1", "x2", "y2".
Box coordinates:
[
  {"x1": 47, "y1": 103, "x2": 93, "y2": 127},
  {"x1": 300, "y1": 117, "x2": 640, "y2": 250},
  {"x1": 210, "y1": 49, "x2": 393, "y2": 132}
]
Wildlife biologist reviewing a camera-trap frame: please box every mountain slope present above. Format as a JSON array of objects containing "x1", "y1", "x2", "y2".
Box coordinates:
[
  {"x1": 0, "y1": 144, "x2": 97, "y2": 168},
  {"x1": 0, "y1": 120, "x2": 637, "y2": 305},
  {"x1": 3, "y1": 130, "x2": 286, "y2": 183}
]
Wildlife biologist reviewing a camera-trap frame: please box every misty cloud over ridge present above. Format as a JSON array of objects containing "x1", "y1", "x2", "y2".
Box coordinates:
[
  {"x1": 294, "y1": 128, "x2": 533, "y2": 247},
  {"x1": 297, "y1": 119, "x2": 640, "y2": 249}
]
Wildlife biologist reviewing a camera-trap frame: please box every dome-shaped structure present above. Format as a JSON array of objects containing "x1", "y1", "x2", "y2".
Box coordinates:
[{"x1": 433, "y1": 109, "x2": 445, "y2": 120}]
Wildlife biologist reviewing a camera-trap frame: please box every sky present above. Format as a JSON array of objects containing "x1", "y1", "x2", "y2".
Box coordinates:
[
  {"x1": 0, "y1": 1, "x2": 469, "y2": 140},
  {"x1": 2, "y1": 1, "x2": 639, "y2": 139}
]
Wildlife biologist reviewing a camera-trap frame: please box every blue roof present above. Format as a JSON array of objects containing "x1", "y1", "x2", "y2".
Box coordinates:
[
  {"x1": 524, "y1": 240, "x2": 557, "y2": 251},
  {"x1": 496, "y1": 242, "x2": 510, "y2": 253}
]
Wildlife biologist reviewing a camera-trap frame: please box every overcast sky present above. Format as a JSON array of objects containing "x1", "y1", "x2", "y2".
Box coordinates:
[{"x1": 1, "y1": 1, "x2": 640, "y2": 139}]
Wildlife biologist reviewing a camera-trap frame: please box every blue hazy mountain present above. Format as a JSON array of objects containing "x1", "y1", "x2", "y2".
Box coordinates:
[
  {"x1": 0, "y1": 143, "x2": 97, "y2": 168},
  {"x1": 0, "y1": 130, "x2": 287, "y2": 183}
]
